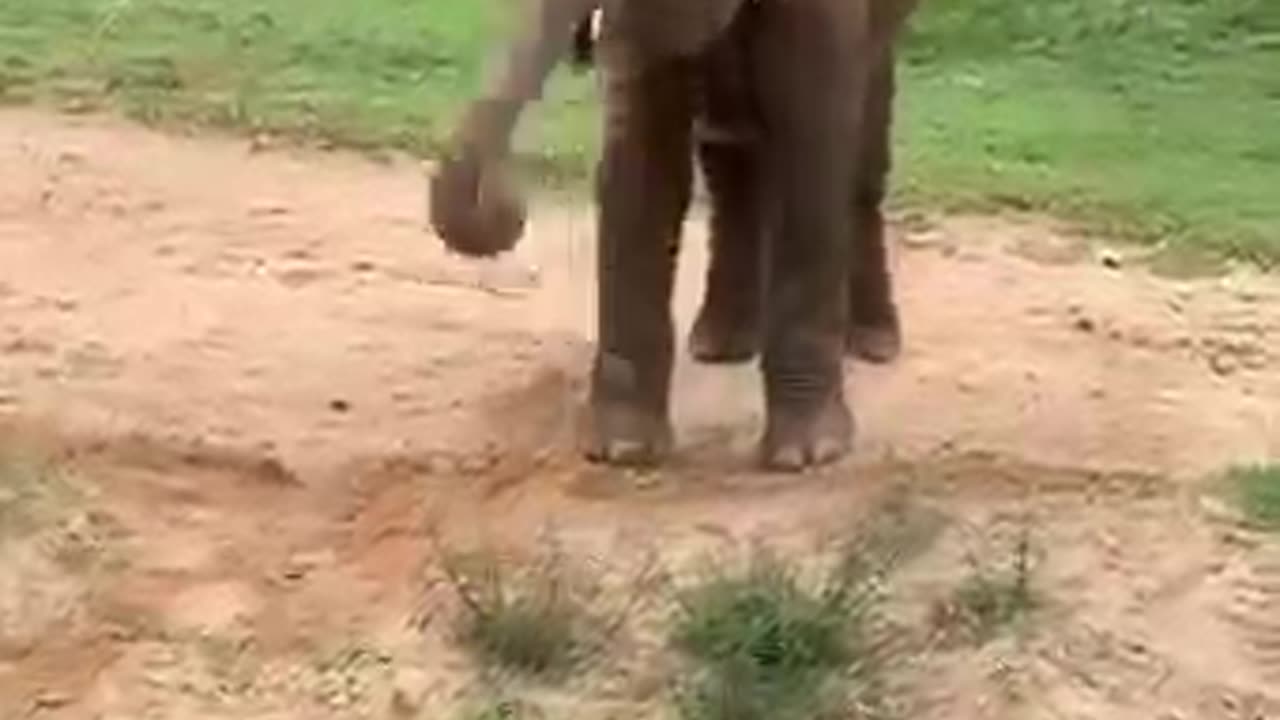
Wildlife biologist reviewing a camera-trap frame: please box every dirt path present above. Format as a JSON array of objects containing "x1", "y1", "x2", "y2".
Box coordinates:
[{"x1": 1, "y1": 109, "x2": 1278, "y2": 719}]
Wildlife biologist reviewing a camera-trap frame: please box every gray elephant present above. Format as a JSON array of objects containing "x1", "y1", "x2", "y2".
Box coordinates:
[{"x1": 430, "y1": 0, "x2": 919, "y2": 471}]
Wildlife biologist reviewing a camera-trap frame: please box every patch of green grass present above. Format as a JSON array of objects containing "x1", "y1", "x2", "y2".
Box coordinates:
[
  {"x1": 675, "y1": 656, "x2": 856, "y2": 720},
  {"x1": 440, "y1": 544, "x2": 590, "y2": 679},
  {"x1": 671, "y1": 548, "x2": 883, "y2": 720},
  {"x1": 0, "y1": 0, "x2": 598, "y2": 175},
  {"x1": 896, "y1": 0, "x2": 1280, "y2": 263},
  {"x1": 931, "y1": 534, "x2": 1037, "y2": 645},
  {"x1": 4, "y1": 0, "x2": 1278, "y2": 260},
  {"x1": 674, "y1": 553, "x2": 855, "y2": 672},
  {"x1": 669, "y1": 493, "x2": 946, "y2": 720},
  {"x1": 1227, "y1": 463, "x2": 1280, "y2": 530}
]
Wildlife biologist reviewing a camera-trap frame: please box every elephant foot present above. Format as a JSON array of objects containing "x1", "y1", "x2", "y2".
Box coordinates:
[
  {"x1": 584, "y1": 398, "x2": 674, "y2": 467},
  {"x1": 846, "y1": 308, "x2": 902, "y2": 364},
  {"x1": 759, "y1": 393, "x2": 854, "y2": 472},
  {"x1": 688, "y1": 307, "x2": 760, "y2": 364}
]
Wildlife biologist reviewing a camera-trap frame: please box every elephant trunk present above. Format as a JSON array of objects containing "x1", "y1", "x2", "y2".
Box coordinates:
[
  {"x1": 453, "y1": 0, "x2": 600, "y2": 160},
  {"x1": 430, "y1": 0, "x2": 600, "y2": 258}
]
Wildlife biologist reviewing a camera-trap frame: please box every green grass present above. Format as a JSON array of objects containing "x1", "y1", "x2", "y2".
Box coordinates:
[
  {"x1": 931, "y1": 533, "x2": 1038, "y2": 645},
  {"x1": 2, "y1": 0, "x2": 1277, "y2": 261},
  {"x1": 0, "y1": 0, "x2": 598, "y2": 173},
  {"x1": 668, "y1": 495, "x2": 943, "y2": 720},
  {"x1": 671, "y1": 548, "x2": 883, "y2": 720},
  {"x1": 896, "y1": 0, "x2": 1280, "y2": 264},
  {"x1": 1227, "y1": 463, "x2": 1280, "y2": 530},
  {"x1": 439, "y1": 545, "x2": 590, "y2": 679}
]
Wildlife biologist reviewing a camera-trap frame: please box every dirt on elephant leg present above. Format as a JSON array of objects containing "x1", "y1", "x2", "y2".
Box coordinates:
[
  {"x1": 760, "y1": 392, "x2": 854, "y2": 471},
  {"x1": 585, "y1": 352, "x2": 676, "y2": 466}
]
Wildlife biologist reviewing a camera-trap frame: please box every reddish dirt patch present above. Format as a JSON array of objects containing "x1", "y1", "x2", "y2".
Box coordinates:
[{"x1": 0, "y1": 109, "x2": 1277, "y2": 719}]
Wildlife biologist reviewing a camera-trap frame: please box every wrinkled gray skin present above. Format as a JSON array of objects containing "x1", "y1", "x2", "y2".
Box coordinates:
[{"x1": 430, "y1": 0, "x2": 918, "y2": 471}]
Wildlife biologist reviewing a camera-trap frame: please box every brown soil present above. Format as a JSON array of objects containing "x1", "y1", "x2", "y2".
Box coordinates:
[{"x1": 1, "y1": 108, "x2": 1277, "y2": 720}]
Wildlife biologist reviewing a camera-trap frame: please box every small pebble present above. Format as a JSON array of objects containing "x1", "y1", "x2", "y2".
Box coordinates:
[
  {"x1": 1208, "y1": 352, "x2": 1237, "y2": 377},
  {"x1": 249, "y1": 200, "x2": 290, "y2": 216},
  {"x1": 57, "y1": 148, "x2": 86, "y2": 166},
  {"x1": 426, "y1": 454, "x2": 456, "y2": 476},
  {"x1": 31, "y1": 690, "x2": 71, "y2": 710}
]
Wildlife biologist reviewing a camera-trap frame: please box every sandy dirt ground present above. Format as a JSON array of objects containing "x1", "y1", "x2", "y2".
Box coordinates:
[{"x1": 1, "y1": 108, "x2": 1278, "y2": 719}]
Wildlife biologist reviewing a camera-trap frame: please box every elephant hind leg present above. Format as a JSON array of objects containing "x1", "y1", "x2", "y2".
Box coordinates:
[
  {"x1": 586, "y1": 52, "x2": 696, "y2": 467},
  {"x1": 687, "y1": 4, "x2": 767, "y2": 364},
  {"x1": 689, "y1": 137, "x2": 766, "y2": 364},
  {"x1": 688, "y1": 9, "x2": 903, "y2": 369},
  {"x1": 846, "y1": 50, "x2": 902, "y2": 364}
]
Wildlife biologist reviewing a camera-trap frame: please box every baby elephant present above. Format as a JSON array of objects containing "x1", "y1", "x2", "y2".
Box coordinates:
[{"x1": 431, "y1": 0, "x2": 919, "y2": 471}]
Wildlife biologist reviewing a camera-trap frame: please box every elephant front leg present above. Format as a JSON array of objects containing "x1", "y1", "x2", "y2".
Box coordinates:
[
  {"x1": 586, "y1": 56, "x2": 695, "y2": 467},
  {"x1": 846, "y1": 50, "x2": 902, "y2": 364},
  {"x1": 753, "y1": 0, "x2": 866, "y2": 471}
]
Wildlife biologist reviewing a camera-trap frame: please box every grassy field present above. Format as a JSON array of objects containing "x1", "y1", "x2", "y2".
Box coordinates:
[{"x1": 1, "y1": 0, "x2": 1277, "y2": 263}]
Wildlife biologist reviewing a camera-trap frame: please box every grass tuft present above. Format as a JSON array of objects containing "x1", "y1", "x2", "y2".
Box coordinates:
[
  {"x1": 439, "y1": 543, "x2": 589, "y2": 679},
  {"x1": 671, "y1": 545, "x2": 885, "y2": 720},
  {"x1": 1227, "y1": 463, "x2": 1280, "y2": 530},
  {"x1": 670, "y1": 493, "x2": 945, "y2": 720},
  {"x1": 931, "y1": 532, "x2": 1037, "y2": 645},
  {"x1": 674, "y1": 550, "x2": 856, "y2": 672}
]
